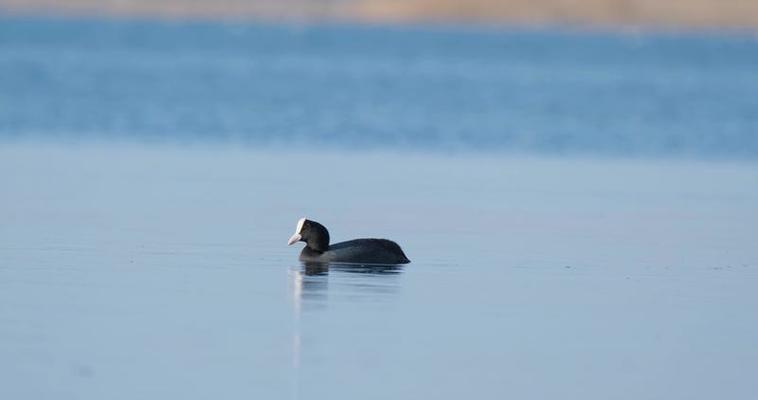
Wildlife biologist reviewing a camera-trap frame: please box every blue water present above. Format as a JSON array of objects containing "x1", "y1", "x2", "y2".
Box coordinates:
[
  {"x1": 2, "y1": 145, "x2": 758, "y2": 400},
  {"x1": 2, "y1": 17, "x2": 758, "y2": 157},
  {"x1": 2, "y1": 16, "x2": 758, "y2": 400}
]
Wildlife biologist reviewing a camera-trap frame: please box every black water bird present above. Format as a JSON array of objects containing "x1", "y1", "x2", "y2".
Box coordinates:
[{"x1": 287, "y1": 218, "x2": 410, "y2": 265}]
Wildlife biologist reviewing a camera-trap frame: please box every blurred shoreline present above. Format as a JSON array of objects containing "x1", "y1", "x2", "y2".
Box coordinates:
[{"x1": 2, "y1": 0, "x2": 758, "y2": 31}]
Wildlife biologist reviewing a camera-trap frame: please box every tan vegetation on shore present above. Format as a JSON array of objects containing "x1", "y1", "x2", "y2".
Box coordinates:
[
  {"x1": 352, "y1": 0, "x2": 758, "y2": 29},
  {"x1": 2, "y1": 0, "x2": 758, "y2": 30}
]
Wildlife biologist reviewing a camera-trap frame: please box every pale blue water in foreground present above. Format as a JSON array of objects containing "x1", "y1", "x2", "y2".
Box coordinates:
[
  {"x1": 1, "y1": 16, "x2": 758, "y2": 400},
  {"x1": 1, "y1": 145, "x2": 757, "y2": 399}
]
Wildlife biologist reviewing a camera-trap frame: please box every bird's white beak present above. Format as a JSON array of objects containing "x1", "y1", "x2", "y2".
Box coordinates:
[{"x1": 287, "y1": 233, "x2": 302, "y2": 246}]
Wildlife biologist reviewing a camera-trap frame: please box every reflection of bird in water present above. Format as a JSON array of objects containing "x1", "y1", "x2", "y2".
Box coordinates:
[
  {"x1": 303, "y1": 262, "x2": 329, "y2": 276},
  {"x1": 288, "y1": 261, "x2": 406, "y2": 389},
  {"x1": 291, "y1": 262, "x2": 404, "y2": 305},
  {"x1": 289, "y1": 262, "x2": 406, "y2": 312},
  {"x1": 303, "y1": 262, "x2": 404, "y2": 276},
  {"x1": 290, "y1": 265, "x2": 328, "y2": 308}
]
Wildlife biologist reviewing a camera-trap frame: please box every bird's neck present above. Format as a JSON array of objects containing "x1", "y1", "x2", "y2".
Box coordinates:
[{"x1": 307, "y1": 240, "x2": 328, "y2": 253}]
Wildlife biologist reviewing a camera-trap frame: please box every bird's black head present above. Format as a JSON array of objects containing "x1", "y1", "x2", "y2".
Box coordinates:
[{"x1": 287, "y1": 218, "x2": 330, "y2": 253}]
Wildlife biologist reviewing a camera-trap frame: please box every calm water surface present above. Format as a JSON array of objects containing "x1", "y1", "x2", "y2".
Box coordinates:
[
  {"x1": 1, "y1": 146, "x2": 757, "y2": 399},
  {"x1": 1, "y1": 17, "x2": 758, "y2": 157},
  {"x1": 2, "y1": 16, "x2": 758, "y2": 399}
]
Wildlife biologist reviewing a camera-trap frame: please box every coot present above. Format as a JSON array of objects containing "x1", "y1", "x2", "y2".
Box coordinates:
[{"x1": 287, "y1": 218, "x2": 410, "y2": 264}]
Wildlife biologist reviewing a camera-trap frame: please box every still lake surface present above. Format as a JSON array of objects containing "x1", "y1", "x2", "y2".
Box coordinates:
[
  {"x1": 2, "y1": 17, "x2": 758, "y2": 157},
  {"x1": 1, "y1": 17, "x2": 758, "y2": 399}
]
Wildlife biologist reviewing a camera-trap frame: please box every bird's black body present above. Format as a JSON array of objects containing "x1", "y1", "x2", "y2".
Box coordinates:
[
  {"x1": 289, "y1": 219, "x2": 410, "y2": 265},
  {"x1": 300, "y1": 238, "x2": 410, "y2": 264}
]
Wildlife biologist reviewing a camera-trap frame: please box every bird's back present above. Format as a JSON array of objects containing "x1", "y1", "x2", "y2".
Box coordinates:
[{"x1": 300, "y1": 238, "x2": 410, "y2": 264}]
